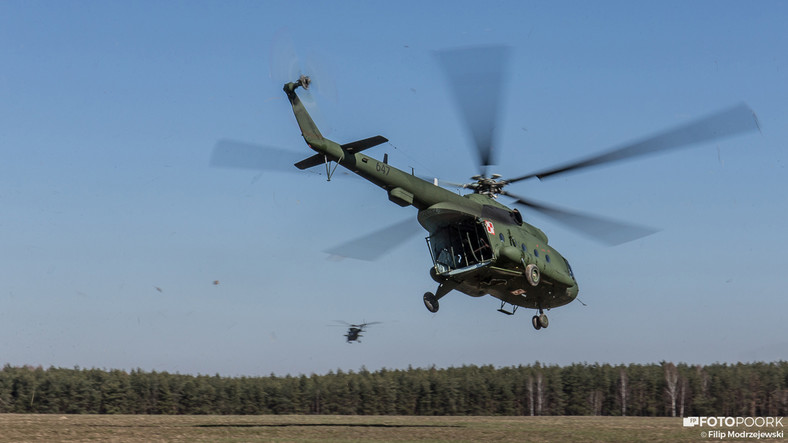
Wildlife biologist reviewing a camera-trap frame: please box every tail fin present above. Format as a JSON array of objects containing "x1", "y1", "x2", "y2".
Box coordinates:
[{"x1": 284, "y1": 79, "x2": 323, "y2": 142}]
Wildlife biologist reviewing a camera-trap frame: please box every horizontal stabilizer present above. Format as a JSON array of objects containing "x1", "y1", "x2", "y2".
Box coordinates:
[
  {"x1": 341, "y1": 135, "x2": 388, "y2": 154},
  {"x1": 294, "y1": 135, "x2": 388, "y2": 170},
  {"x1": 294, "y1": 154, "x2": 325, "y2": 170}
]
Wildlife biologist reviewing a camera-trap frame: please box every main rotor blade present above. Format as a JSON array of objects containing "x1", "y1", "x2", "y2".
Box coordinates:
[
  {"x1": 506, "y1": 103, "x2": 760, "y2": 183},
  {"x1": 210, "y1": 139, "x2": 304, "y2": 171},
  {"x1": 325, "y1": 217, "x2": 422, "y2": 261},
  {"x1": 434, "y1": 45, "x2": 510, "y2": 175},
  {"x1": 417, "y1": 175, "x2": 468, "y2": 190},
  {"x1": 502, "y1": 191, "x2": 659, "y2": 246},
  {"x1": 361, "y1": 321, "x2": 382, "y2": 327}
]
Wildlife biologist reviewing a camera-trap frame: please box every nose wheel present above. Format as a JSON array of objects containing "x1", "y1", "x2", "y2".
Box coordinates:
[
  {"x1": 423, "y1": 292, "x2": 439, "y2": 313},
  {"x1": 532, "y1": 311, "x2": 549, "y2": 330}
]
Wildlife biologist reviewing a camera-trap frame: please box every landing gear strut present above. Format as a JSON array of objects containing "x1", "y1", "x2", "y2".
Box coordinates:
[
  {"x1": 497, "y1": 301, "x2": 518, "y2": 315},
  {"x1": 532, "y1": 309, "x2": 549, "y2": 330},
  {"x1": 423, "y1": 281, "x2": 455, "y2": 313}
]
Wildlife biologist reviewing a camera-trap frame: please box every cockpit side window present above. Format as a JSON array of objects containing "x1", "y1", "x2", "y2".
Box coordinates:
[{"x1": 564, "y1": 258, "x2": 575, "y2": 279}]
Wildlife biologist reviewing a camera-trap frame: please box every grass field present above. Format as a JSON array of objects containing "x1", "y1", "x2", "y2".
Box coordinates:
[{"x1": 0, "y1": 414, "x2": 784, "y2": 442}]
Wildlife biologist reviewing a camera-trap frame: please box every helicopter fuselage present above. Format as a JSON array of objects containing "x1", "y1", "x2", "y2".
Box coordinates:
[
  {"x1": 284, "y1": 80, "x2": 578, "y2": 314},
  {"x1": 345, "y1": 327, "x2": 363, "y2": 342}
]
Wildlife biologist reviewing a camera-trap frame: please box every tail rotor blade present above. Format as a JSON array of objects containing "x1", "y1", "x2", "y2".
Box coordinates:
[
  {"x1": 303, "y1": 49, "x2": 338, "y2": 102},
  {"x1": 269, "y1": 29, "x2": 300, "y2": 84}
]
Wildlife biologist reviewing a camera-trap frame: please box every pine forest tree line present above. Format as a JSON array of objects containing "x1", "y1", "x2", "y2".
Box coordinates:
[{"x1": 0, "y1": 362, "x2": 786, "y2": 416}]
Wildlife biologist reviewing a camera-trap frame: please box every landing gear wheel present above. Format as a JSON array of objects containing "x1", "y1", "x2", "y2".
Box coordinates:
[
  {"x1": 538, "y1": 313, "x2": 549, "y2": 329},
  {"x1": 525, "y1": 264, "x2": 540, "y2": 286},
  {"x1": 423, "y1": 292, "x2": 439, "y2": 313},
  {"x1": 532, "y1": 315, "x2": 541, "y2": 330}
]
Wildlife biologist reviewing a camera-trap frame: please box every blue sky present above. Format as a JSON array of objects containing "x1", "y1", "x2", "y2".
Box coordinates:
[{"x1": 1, "y1": 1, "x2": 786, "y2": 376}]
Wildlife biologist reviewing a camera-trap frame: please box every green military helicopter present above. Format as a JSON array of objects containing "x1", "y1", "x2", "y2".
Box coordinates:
[
  {"x1": 214, "y1": 46, "x2": 759, "y2": 330},
  {"x1": 333, "y1": 321, "x2": 382, "y2": 343}
]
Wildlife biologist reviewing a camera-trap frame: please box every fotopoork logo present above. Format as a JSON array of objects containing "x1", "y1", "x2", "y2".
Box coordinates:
[{"x1": 683, "y1": 416, "x2": 784, "y2": 428}]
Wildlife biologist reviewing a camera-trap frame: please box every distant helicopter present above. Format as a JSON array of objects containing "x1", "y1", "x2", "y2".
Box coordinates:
[
  {"x1": 213, "y1": 46, "x2": 759, "y2": 330},
  {"x1": 334, "y1": 321, "x2": 381, "y2": 343}
]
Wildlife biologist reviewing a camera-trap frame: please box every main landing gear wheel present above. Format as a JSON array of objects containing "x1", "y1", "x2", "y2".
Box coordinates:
[
  {"x1": 423, "y1": 292, "x2": 439, "y2": 313},
  {"x1": 532, "y1": 313, "x2": 549, "y2": 330}
]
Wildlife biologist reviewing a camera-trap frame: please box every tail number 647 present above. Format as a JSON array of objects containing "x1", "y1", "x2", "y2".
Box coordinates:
[{"x1": 375, "y1": 162, "x2": 390, "y2": 175}]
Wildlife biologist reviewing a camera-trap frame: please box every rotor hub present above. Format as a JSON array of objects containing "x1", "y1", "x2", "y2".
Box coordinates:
[
  {"x1": 467, "y1": 174, "x2": 506, "y2": 197},
  {"x1": 297, "y1": 75, "x2": 311, "y2": 90}
]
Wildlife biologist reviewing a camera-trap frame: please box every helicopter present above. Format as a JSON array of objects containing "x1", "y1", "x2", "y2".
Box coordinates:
[
  {"x1": 213, "y1": 46, "x2": 759, "y2": 330},
  {"x1": 334, "y1": 321, "x2": 381, "y2": 343}
]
